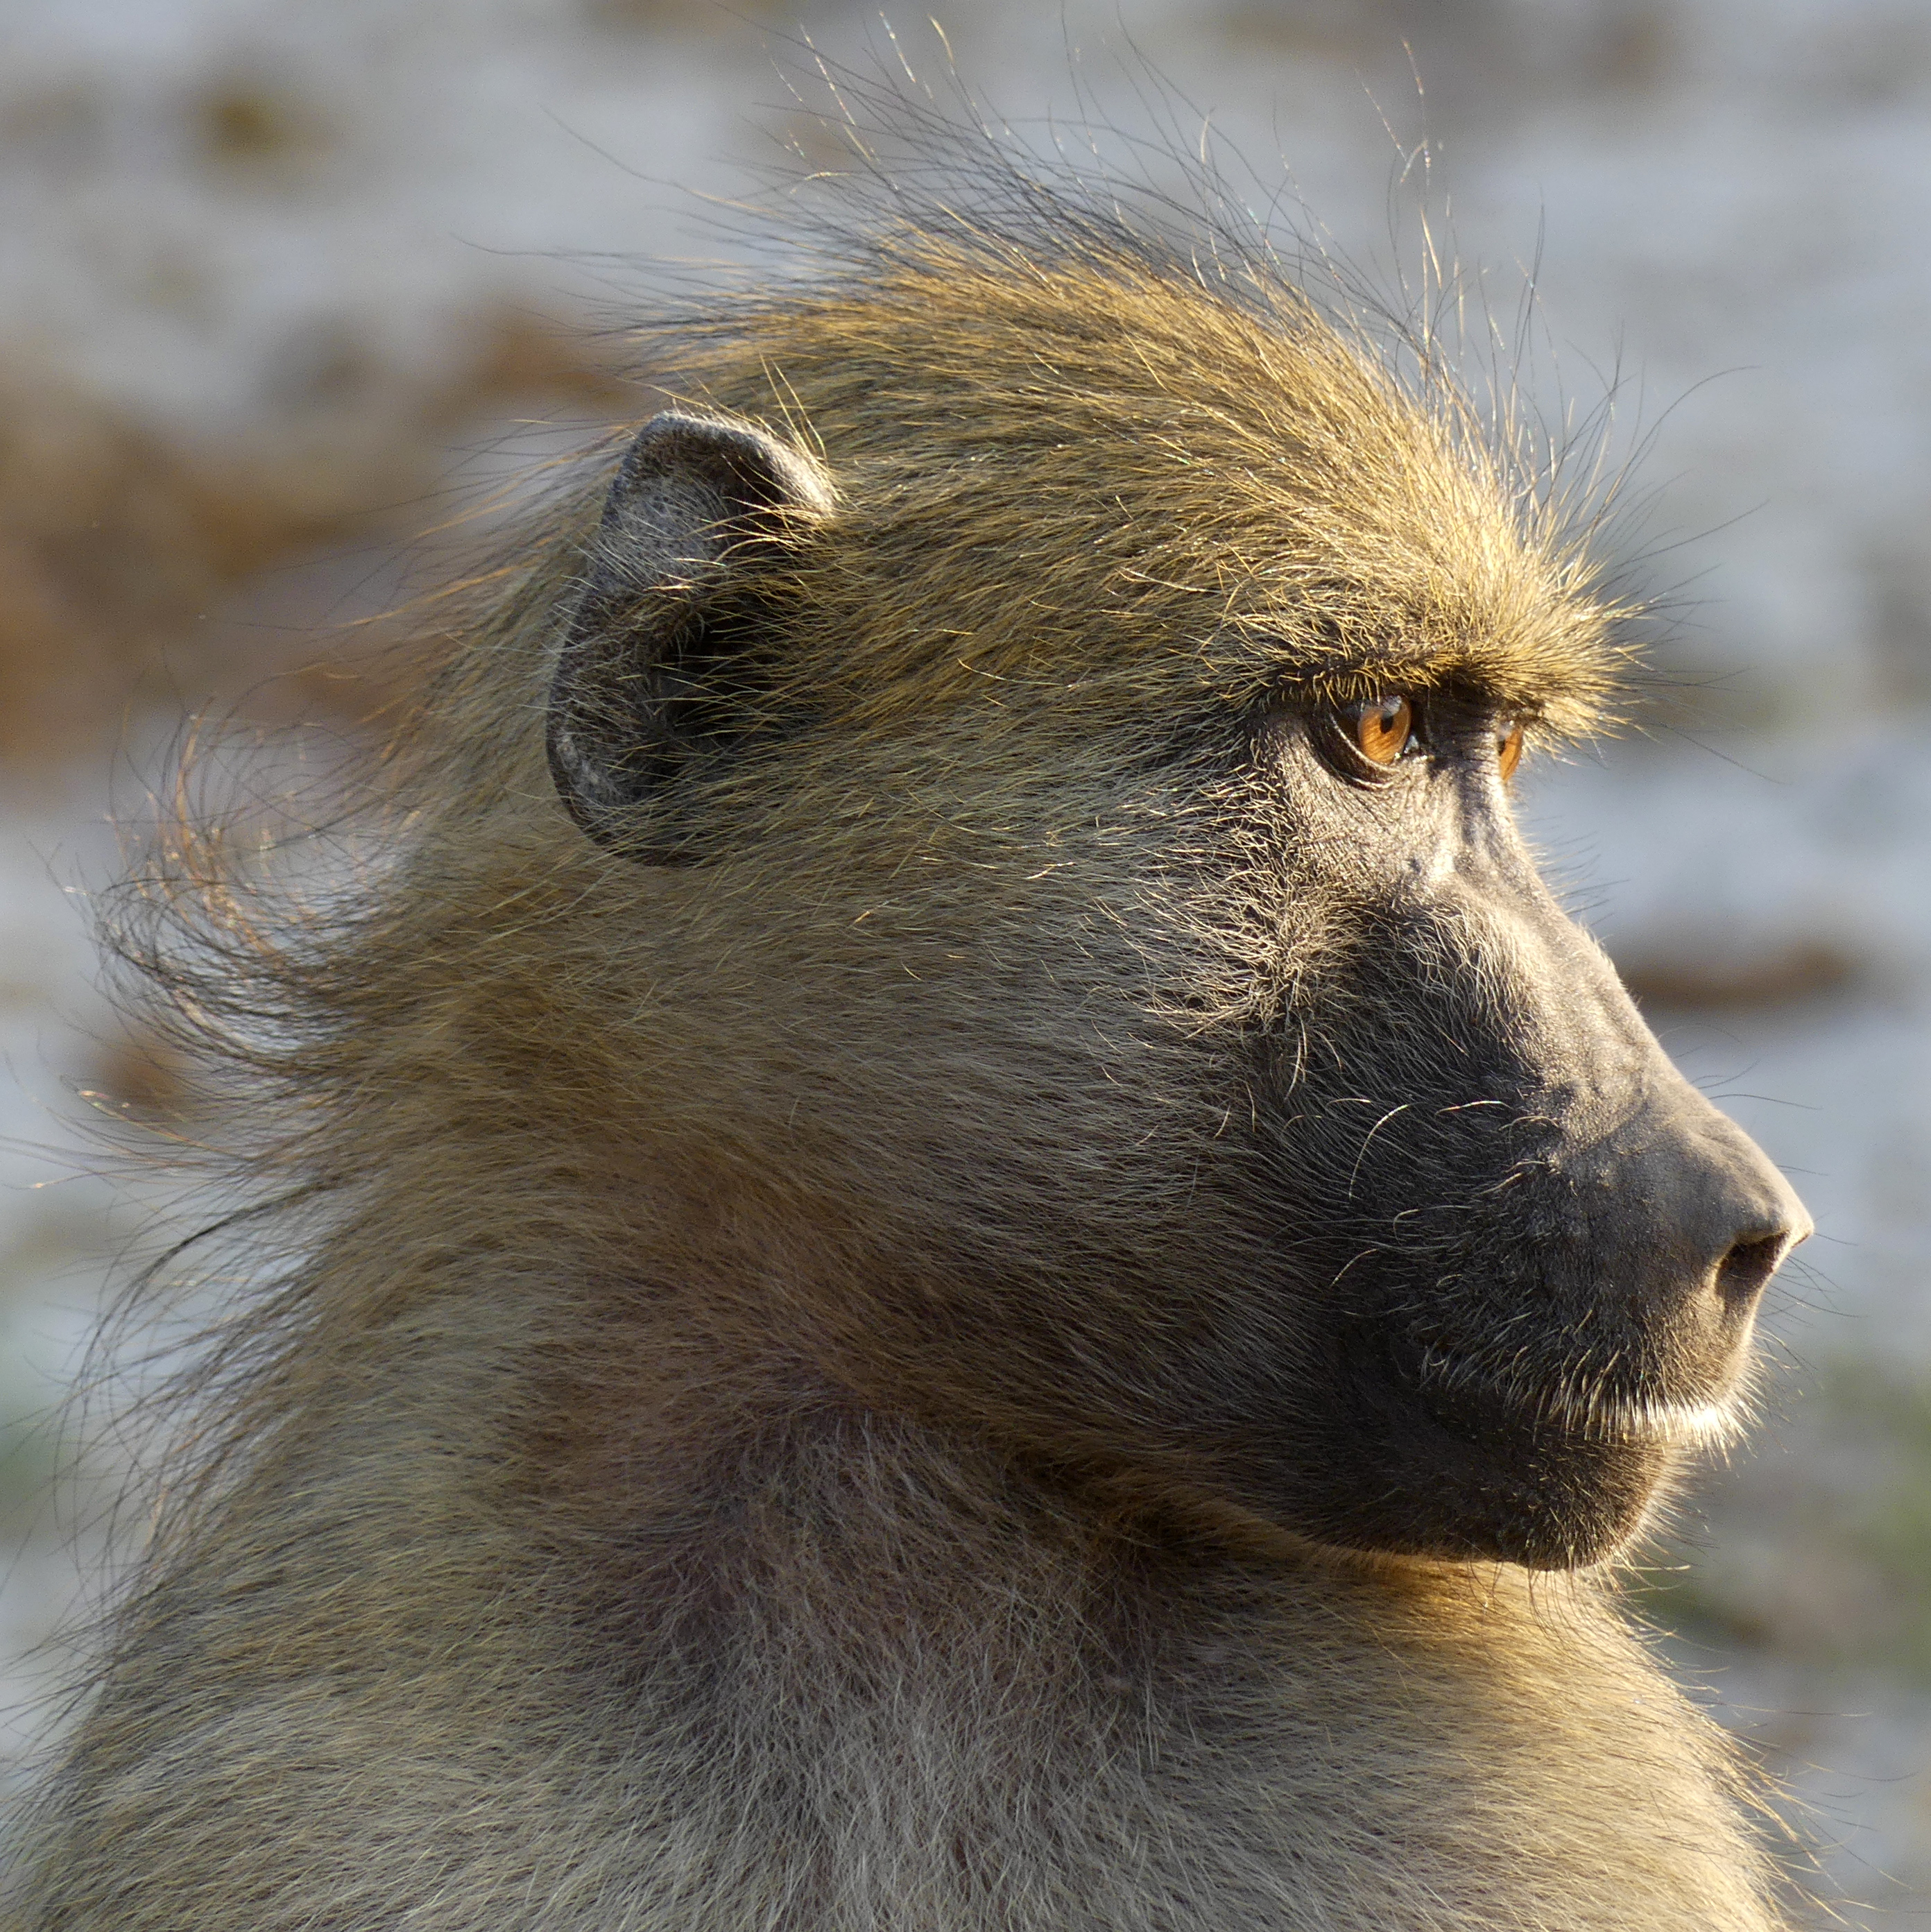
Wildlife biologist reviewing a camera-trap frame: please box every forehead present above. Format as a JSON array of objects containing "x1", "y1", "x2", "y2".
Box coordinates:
[{"x1": 683, "y1": 250, "x2": 1623, "y2": 737}]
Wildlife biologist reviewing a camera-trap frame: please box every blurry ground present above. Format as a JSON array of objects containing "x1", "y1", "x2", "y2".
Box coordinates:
[{"x1": 2, "y1": 1, "x2": 1930, "y2": 1922}]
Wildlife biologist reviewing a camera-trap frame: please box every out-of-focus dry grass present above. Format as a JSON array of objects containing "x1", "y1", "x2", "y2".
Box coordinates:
[
  {"x1": 0, "y1": 309, "x2": 630, "y2": 773},
  {"x1": 0, "y1": 308, "x2": 642, "y2": 1201}
]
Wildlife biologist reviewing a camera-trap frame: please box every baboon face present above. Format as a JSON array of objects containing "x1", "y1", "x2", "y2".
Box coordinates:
[
  {"x1": 549, "y1": 399, "x2": 1809, "y2": 1573},
  {"x1": 1210, "y1": 694, "x2": 1808, "y2": 1566}
]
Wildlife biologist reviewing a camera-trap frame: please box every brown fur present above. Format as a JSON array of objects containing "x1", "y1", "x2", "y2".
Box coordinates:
[{"x1": 7, "y1": 128, "x2": 1797, "y2": 1929}]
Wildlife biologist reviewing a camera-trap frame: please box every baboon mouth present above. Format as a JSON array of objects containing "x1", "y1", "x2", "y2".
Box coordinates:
[{"x1": 1388, "y1": 1335, "x2": 1740, "y2": 1452}]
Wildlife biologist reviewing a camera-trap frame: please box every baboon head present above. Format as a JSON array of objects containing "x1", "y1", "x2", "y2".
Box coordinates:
[{"x1": 541, "y1": 231, "x2": 1808, "y2": 1571}]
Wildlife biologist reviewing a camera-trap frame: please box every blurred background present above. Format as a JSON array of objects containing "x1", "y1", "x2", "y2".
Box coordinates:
[{"x1": 1, "y1": 0, "x2": 1928, "y2": 1920}]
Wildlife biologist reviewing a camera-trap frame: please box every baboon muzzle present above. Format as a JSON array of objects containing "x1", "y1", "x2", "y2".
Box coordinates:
[
  {"x1": 1552, "y1": 1085, "x2": 1810, "y2": 1378},
  {"x1": 1247, "y1": 849, "x2": 1812, "y2": 1568}
]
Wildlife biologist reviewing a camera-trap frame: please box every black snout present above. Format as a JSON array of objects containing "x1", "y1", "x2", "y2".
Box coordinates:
[
  {"x1": 1243, "y1": 830, "x2": 1817, "y2": 1568},
  {"x1": 1289, "y1": 1084, "x2": 1812, "y2": 1568},
  {"x1": 1570, "y1": 1089, "x2": 1810, "y2": 1353}
]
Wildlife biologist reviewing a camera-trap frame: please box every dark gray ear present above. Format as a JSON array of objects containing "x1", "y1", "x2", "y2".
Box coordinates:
[{"x1": 547, "y1": 411, "x2": 836, "y2": 853}]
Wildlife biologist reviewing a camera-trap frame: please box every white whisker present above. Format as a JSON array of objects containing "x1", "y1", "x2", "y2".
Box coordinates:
[
  {"x1": 1412, "y1": 1348, "x2": 1744, "y2": 1449},
  {"x1": 1538, "y1": 1390, "x2": 1736, "y2": 1448}
]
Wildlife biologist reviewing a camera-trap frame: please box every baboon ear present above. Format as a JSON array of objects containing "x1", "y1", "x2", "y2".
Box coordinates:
[{"x1": 547, "y1": 411, "x2": 835, "y2": 853}]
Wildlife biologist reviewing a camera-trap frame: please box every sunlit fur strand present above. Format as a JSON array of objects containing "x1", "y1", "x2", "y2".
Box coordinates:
[{"x1": 640, "y1": 247, "x2": 1628, "y2": 737}]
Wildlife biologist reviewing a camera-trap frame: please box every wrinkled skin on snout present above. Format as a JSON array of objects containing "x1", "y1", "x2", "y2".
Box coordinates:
[{"x1": 1189, "y1": 699, "x2": 1812, "y2": 1568}]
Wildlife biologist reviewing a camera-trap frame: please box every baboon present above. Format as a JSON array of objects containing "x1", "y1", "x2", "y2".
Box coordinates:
[{"x1": 9, "y1": 119, "x2": 1813, "y2": 1932}]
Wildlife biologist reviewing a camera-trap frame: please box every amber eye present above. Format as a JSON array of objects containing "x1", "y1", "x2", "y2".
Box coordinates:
[
  {"x1": 1495, "y1": 719, "x2": 1524, "y2": 782},
  {"x1": 1348, "y1": 695, "x2": 1416, "y2": 766}
]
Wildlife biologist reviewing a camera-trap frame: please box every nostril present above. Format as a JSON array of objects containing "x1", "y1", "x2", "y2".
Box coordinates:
[{"x1": 1715, "y1": 1233, "x2": 1787, "y2": 1306}]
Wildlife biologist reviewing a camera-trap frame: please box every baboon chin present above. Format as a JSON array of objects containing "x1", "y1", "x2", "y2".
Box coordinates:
[
  {"x1": 1312, "y1": 1329, "x2": 1709, "y2": 1569},
  {"x1": 13, "y1": 111, "x2": 1815, "y2": 1932}
]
